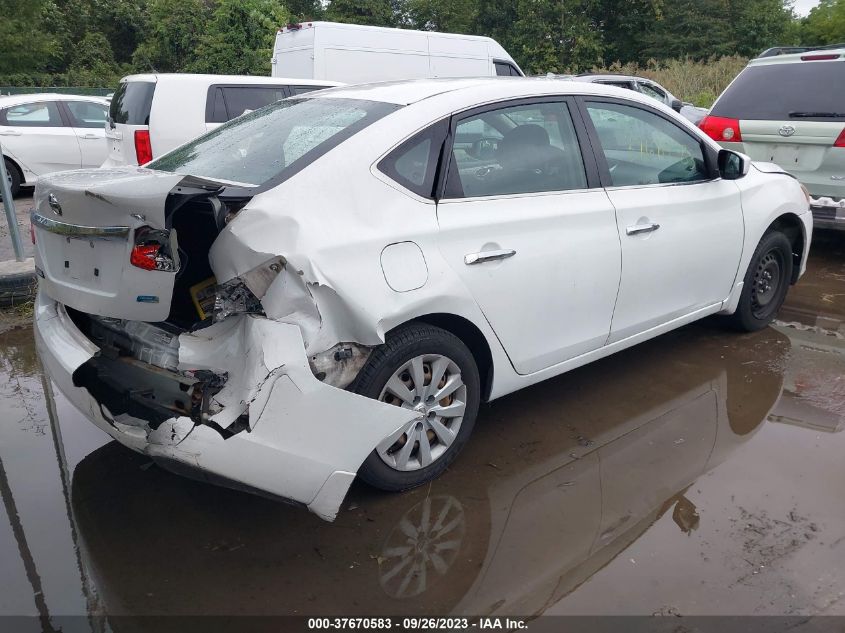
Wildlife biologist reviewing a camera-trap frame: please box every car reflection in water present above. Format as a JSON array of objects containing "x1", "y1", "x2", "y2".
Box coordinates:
[{"x1": 68, "y1": 323, "x2": 788, "y2": 619}]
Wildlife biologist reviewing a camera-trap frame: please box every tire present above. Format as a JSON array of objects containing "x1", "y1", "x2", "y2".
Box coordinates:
[
  {"x1": 3, "y1": 158, "x2": 21, "y2": 199},
  {"x1": 353, "y1": 322, "x2": 480, "y2": 491},
  {"x1": 0, "y1": 268, "x2": 37, "y2": 308},
  {"x1": 728, "y1": 231, "x2": 793, "y2": 332}
]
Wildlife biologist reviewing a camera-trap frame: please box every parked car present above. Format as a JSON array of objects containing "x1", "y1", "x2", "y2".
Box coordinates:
[
  {"x1": 699, "y1": 47, "x2": 845, "y2": 230},
  {"x1": 272, "y1": 21, "x2": 523, "y2": 83},
  {"x1": 571, "y1": 74, "x2": 709, "y2": 124},
  {"x1": 103, "y1": 73, "x2": 339, "y2": 167},
  {"x1": 32, "y1": 78, "x2": 811, "y2": 521},
  {"x1": 0, "y1": 94, "x2": 109, "y2": 196}
]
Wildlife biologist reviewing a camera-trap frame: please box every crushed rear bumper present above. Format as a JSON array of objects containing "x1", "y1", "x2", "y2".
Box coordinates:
[{"x1": 34, "y1": 291, "x2": 418, "y2": 520}]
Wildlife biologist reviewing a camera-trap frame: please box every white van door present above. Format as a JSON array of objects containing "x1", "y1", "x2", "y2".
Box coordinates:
[{"x1": 104, "y1": 80, "x2": 156, "y2": 167}]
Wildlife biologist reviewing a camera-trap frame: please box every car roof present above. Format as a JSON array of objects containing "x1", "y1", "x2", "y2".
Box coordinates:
[
  {"x1": 0, "y1": 93, "x2": 108, "y2": 106},
  {"x1": 576, "y1": 74, "x2": 647, "y2": 83},
  {"x1": 310, "y1": 77, "x2": 661, "y2": 106},
  {"x1": 120, "y1": 73, "x2": 341, "y2": 87}
]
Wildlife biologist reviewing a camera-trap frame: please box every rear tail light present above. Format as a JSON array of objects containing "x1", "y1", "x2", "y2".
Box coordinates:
[
  {"x1": 699, "y1": 116, "x2": 743, "y2": 142},
  {"x1": 801, "y1": 54, "x2": 840, "y2": 61},
  {"x1": 134, "y1": 130, "x2": 153, "y2": 165},
  {"x1": 130, "y1": 244, "x2": 162, "y2": 270},
  {"x1": 834, "y1": 128, "x2": 845, "y2": 148},
  {"x1": 130, "y1": 227, "x2": 177, "y2": 272},
  {"x1": 30, "y1": 222, "x2": 36, "y2": 245}
]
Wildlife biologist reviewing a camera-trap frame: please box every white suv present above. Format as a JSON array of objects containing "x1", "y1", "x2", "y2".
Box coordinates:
[
  {"x1": 700, "y1": 47, "x2": 845, "y2": 230},
  {"x1": 103, "y1": 74, "x2": 339, "y2": 167}
]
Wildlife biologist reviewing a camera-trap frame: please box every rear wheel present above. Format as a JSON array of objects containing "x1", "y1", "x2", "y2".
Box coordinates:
[
  {"x1": 728, "y1": 231, "x2": 793, "y2": 331},
  {"x1": 354, "y1": 323, "x2": 480, "y2": 491},
  {"x1": 3, "y1": 158, "x2": 21, "y2": 198}
]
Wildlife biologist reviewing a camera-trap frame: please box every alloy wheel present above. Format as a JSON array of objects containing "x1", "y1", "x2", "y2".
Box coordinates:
[{"x1": 377, "y1": 354, "x2": 467, "y2": 472}]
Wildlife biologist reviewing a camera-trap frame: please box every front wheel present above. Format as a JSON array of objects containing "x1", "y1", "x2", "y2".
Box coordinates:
[
  {"x1": 728, "y1": 231, "x2": 793, "y2": 332},
  {"x1": 354, "y1": 323, "x2": 480, "y2": 491}
]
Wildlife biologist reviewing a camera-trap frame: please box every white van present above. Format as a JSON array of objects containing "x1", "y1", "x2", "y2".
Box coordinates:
[
  {"x1": 272, "y1": 21, "x2": 523, "y2": 83},
  {"x1": 103, "y1": 73, "x2": 338, "y2": 167}
]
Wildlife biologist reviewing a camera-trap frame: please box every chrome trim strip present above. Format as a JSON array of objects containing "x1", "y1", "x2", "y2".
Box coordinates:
[{"x1": 31, "y1": 212, "x2": 130, "y2": 239}]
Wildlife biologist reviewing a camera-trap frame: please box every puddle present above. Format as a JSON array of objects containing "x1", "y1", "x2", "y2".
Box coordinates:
[{"x1": 1, "y1": 232, "x2": 844, "y2": 621}]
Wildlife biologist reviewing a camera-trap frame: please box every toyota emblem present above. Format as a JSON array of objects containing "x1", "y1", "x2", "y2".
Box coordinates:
[{"x1": 778, "y1": 125, "x2": 796, "y2": 137}]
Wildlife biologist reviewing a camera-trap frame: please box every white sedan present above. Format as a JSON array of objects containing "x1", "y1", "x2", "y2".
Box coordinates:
[
  {"x1": 31, "y1": 78, "x2": 811, "y2": 520},
  {"x1": 1, "y1": 93, "x2": 109, "y2": 196}
]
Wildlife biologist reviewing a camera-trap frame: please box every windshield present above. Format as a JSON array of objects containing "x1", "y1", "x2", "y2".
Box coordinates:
[
  {"x1": 148, "y1": 97, "x2": 399, "y2": 187},
  {"x1": 711, "y1": 61, "x2": 845, "y2": 122}
]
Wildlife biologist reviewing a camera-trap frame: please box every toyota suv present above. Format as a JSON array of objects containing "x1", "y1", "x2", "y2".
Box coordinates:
[{"x1": 699, "y1": 48, "x2": 845, "y2": 230}]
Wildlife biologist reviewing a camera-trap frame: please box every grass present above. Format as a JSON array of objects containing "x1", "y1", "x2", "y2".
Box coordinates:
[{"x1": 0, "y1": 300, "x2": 34, "y2": 334}]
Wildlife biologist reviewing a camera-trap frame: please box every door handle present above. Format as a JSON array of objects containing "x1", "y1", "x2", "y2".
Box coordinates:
[
  {"x1": 0, "y1": 130, "x2": 22, "y2": 136},
  {"x1": 626, "y1": 222, "x2": 660, "y2": 236},
  {"x1": 464, "y1": 249, "x2": 516, "y2": 265},
  {"x1": 81, "y1": 133, "x2": 100, "y2": 139}
]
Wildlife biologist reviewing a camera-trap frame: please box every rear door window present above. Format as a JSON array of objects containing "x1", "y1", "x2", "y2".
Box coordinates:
[
  {"x1": 444, "y1": 100, "x2": 588, "y2": 198},
  {"x1": 205, "y1": 85, "x2": 288, "y2": 123},
  {"x1": 109, "y1": 81, "x2": 155, "y2": 125},
  {"x1": 378, "y1": 120, "x2": 448, "y2": 199},
  {"x1": 711, "y1": 61, "x2": 845, "y2": 121},
  {"x1": 1, "y1": 101, "x2": 63, "y2": 127},
  {"x1": 64, "y1": 101, "x2": 108, "y2": 128}
]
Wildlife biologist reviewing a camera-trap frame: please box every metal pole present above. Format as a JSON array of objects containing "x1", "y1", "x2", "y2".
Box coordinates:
[{"x1": 0, "y1": 138, "x2": 25, "y2": 262}]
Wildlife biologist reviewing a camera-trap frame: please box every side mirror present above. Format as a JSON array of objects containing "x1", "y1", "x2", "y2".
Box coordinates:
[
  {"x1": 670, "y1": 98, "x2": 683, "y2": 113},
  {"x1": 718, "y1": 149, "x2": 751, "y2": 180}
]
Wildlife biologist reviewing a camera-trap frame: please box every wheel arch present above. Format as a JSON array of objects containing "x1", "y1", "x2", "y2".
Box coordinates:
[
  {"x1": 765, "y1": 212, "x2": 806, "y2": 284},
  {"x1": 388, "y1": 312, "x2": 495, "y2": 402},
  {"x1": 2, "y1": 154, "x2": 24, "y2": 182}
]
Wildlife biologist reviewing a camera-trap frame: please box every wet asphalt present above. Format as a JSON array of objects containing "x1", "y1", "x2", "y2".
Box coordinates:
[{"x1": 0, "y1": 217, "x2": 843, "y2": 623}]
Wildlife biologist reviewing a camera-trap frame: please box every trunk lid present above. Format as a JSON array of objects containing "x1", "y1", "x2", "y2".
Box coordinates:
[
  {"x1": 738, "y1": 120, "x2": 843, "y2": 173},
  {"x1": 32, "y1": 168, "x2": 185, "y2": 321}
]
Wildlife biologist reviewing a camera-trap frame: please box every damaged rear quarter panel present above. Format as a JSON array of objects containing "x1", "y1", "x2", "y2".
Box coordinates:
[{"x1": 172, "y1": 316, "x2": 421, "y2": 519}]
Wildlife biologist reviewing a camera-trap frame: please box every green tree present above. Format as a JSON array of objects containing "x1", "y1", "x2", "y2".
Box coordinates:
[
  {"x1": 325, "y1": 0, "x2": 397, "y2": 26},
  {"x1": 132, "y1": 0, "x2": 209, "y2": 72},
  {"x1": 401, "y1": 0, "x2": 477, "y2": 32},
  {"x1": 802, "y1": 0, "x2": 845, "y2": 44},
  {"x1": 0, "y1": 0, "x2": 56, "y2": 73},
  {"x1": 190, "y1": 0, "x2": 289, "y2": 75},
  {"x1": 65, "y1": 31, "x2": 122, "y2": 85}
]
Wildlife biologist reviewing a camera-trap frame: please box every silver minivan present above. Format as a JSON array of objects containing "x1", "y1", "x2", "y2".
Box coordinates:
[{"x1": 700, "y1": 48, "x2": 845, "y2": 230}]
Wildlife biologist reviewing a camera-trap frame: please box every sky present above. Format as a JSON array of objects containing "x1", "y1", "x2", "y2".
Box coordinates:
[{"x1": 792, "y1": 0, "x2": 821, "y2": 17}]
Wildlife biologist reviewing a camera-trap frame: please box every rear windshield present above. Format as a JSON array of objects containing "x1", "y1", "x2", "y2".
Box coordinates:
[
  {"x1": 711, "y1": 61, "x2": 845, "y2": 121},
  {"x1": 148, "y1": 97, "x2": 399, "y2": 188},
  {"x1": 109, "y1": 80, "x2": 155, "y2": 125}
]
